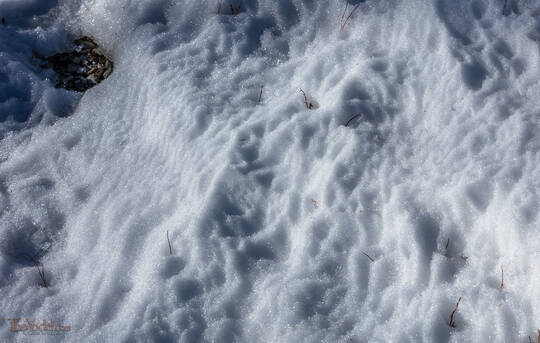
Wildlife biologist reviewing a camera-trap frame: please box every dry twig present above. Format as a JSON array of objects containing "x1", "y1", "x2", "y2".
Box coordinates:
[
  {"x1": 299, "y1": 89, "x2": 313, "y2": 109},
  {"x1": 344, "y1": 113, "x2": 362, "y2": 127},
  {"x1": 218, "y1": 0, "x2": 241, "y2": 15},
  {"x1": 258, "y1": 85, "x2": 264, "y2": 102},
  {"x1": 500, "y1": 264, "x2": 504, "y2": 289},
  {"x1": 21, "y1": 253, "x2": 47, "y2": 288},
  {"x1": 362, "y1": 251, "x2": 375, "y2": 262},
  {"x1": 340, "y1": 3, "x2": 349, "y2": 27},
  {"x1": 231, "y1": 0, "x2": 242, "y2": 15},
  {"x1": 340, "y1": 3, "x2": 361, "y2": 32},
  {"x1": 449, "y1": 297, "x2": 462, "y2": 328},
  {"x1": 167, "y1": 231, "x2": 172, "y2": 255}
]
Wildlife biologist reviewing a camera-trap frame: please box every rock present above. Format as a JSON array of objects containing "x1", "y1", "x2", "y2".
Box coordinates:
[{"x1": 41, "y1": 36, "x2": 113, "y2": 92}]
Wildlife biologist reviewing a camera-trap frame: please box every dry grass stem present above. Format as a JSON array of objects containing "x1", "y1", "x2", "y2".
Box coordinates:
[
  {"x1": 500, "y1": 264, "x2": 504, "y2": 289},
  {"x1": 340, "y1": 3, "x2": 361, "y2": 32},
  {"x1": 299, "y1": 89, "x2": 313, "y2": 109},
  {"x1": 362, "y1": 251, "x2": 375, "y2": 262},
  {"x1": 449, "y1": 297, "x2": 462, "y2": 328},
  {"x1": 21, "y1": 253, "x2": 47, "y2": 288},
  {"x1": 167, "y1": 230, "x2": 172, "y2": 255},
  {"x1": 345, "y1": 113, "x2": 362, "y2": 127}
]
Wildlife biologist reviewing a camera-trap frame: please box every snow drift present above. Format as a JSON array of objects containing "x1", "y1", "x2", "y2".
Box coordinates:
[{"x1": 0, "y1": 0, "x2": 539, "y2": 342}]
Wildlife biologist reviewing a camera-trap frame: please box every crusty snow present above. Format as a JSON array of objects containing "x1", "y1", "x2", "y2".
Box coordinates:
[{"x1": 1, "y1": 0, "x2": 539, "y2": 342}]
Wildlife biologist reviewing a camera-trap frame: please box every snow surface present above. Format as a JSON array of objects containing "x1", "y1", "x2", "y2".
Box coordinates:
[{"x1": 1, "y1": 0, "x2": 539, "y2": 342}]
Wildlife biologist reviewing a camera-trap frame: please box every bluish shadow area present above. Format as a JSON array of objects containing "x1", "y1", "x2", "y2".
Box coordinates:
[
  {"x1": 435, "y1": 0, "x2": 474, "y2": 46},
  {"x1": 502, "y1": 0, "x2": 520, "y2": 16},
  {"x1": 0, "y1": 216, "x2": 64, "y2": 288},
  {"x1": 461, "y1": 61, "x2": 488, "y2": 90},
  {"x1": 0, "y1": 173, "x2": 67, "y2": 288},
  {"x1": 238, "y1": 15, "x2": 277, "y2": 56},
  {"x1": 0, "y1": 2, "x2": 82, "y2": 138},
  {"x1": 0, "y1": 0, "x2": 58, "y2": 28},
  {"x1": 277, "y1": 0, "x2": 299, "y2": 29},
  {"x1": 136, "y1": 0, "x2": 169, "y2": 26},
  {"x1": 346, "y1": 0, "x2": 367, "y2": 5},
  {"x1": 0, "y1": 70, "x2": 33, "y2": 123},
  {"x1": 339, "y1": 78, "x2": 390, "y2": 126}
]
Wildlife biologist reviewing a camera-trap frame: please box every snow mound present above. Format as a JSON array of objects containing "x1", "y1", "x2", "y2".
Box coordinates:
[{"x1": 0, "y1": 0, "x2": 539, "y2": 342}]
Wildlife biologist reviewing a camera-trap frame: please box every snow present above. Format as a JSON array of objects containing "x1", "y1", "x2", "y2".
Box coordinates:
[{"x1": 0, "y1": 0, "x2": 539, "y2": 342}]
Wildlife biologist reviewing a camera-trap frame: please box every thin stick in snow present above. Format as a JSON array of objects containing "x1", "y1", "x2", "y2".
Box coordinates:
[
  {"x1": 362, "y1": 251, "x2": 375, "y2": 262},
  {"x1": 449, "y1": 297, "x2": 462, "y2": 328},
  {"x1": 299, "y1": 88, "x2": 313, "y2": 109},
  {"x1": 340, "y1": 4, "x2": 361, "y2": 32},
  {"x1": 167, "y1": 231, "x2": 172, "y2": 255},
  {"x1": 258, "y1": 85, "x2": 264, "y2": 102},
  {"x1": 500, "y1": 264, "x2": 504, "y2": 289},
  {"x1": 345, "y1": 113, "x2": 362, "y2": 127},
  {"x1": 38, "y1": 262, "x2": 47, "y2": 288},
  {"x1": 229, "y1": 0, "x2": 242, "y2": 15},
  {"x1": 21, "y1": 253, "x2": 47, "y2": 288},
  {"x1": 340, "y1": 3, "x2": 349, "y2": 28}
]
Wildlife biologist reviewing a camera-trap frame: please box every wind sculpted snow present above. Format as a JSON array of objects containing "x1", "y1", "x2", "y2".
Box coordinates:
[{"x1": 0, "y1": 0, "x2": 539, "y2": 342}]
